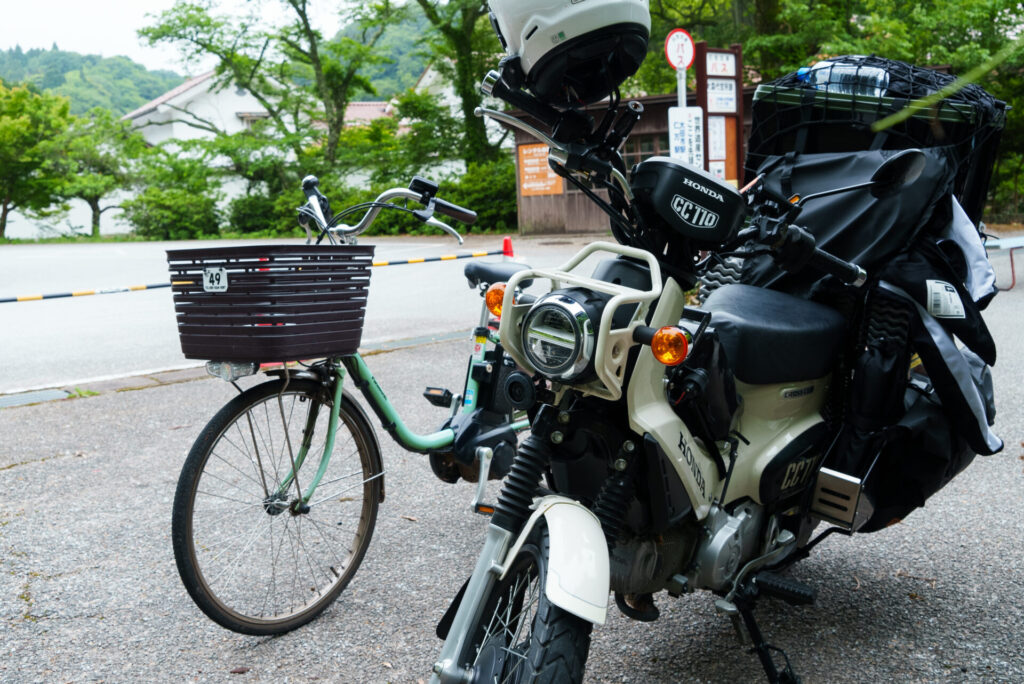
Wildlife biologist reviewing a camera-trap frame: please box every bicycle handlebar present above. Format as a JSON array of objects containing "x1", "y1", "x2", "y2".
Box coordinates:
[
  {"x1": 299, "y1": 180, "x2": 466, "y2": 245},
  {"x1": 433, "y1": 197, "x2": 477, "y2": 225}
]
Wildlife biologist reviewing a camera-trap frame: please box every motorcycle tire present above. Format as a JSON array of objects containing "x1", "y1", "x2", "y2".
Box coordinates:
[{"x1": 459, "y1": 521, "x2": 592, "y2": 683}]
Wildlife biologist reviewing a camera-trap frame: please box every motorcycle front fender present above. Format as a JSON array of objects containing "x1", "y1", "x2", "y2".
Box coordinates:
[{"x1": 501, "y1": 494, "x2": 610, "y2": 625}]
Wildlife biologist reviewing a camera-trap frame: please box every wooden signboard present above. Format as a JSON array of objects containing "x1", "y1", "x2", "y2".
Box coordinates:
[
  {"x1": 518, "y1": 143, "x2": 563, "y2": 197},
  {"x1": 694, "y1": 42, "x2": 744, "y2": 186}
]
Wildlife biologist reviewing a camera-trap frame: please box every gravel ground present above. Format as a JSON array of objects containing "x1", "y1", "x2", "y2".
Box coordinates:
[{"x1": 1, "y1": 276, "x2": 1022, "y2": 683}]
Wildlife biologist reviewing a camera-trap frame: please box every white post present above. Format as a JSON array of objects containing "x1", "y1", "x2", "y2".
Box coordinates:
[{"x1": 678, "y1": 66, "x2": 687, "y2": 111}]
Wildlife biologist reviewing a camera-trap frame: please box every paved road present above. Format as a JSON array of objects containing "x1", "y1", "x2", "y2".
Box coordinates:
[
  {"x1": 0, "y1": 264, "x2": 1022, "y2": 682},
  {"x1": 0, "y1": 235, "x2": 597, "y2": 395}
]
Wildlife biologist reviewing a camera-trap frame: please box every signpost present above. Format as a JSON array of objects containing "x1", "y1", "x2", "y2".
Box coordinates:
[
  {"x1": 665, "y1": 29, "x2": 703, "y2": 168},
  {"x1": 664, "y1": 28, "x2": 695, "y2": 109},
  {"x1": 695, "y1": 42, "x2": 744, "y2": 185}
]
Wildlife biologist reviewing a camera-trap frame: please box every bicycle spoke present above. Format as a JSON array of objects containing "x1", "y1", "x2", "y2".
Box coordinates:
[
  {"x1": 205, "y1": 515, "x2": 274, "y2": 589},
  {"x1": 306, "y1": 470, "x2": 383, "y2": 507},
  {"x1": 174, "y1": 379, "x2": 380, "y2": 632}
]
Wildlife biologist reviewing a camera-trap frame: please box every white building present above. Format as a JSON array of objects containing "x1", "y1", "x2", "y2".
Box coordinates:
[{"x1": 123, "y1": 71, "x2": 269, "y2": 145}]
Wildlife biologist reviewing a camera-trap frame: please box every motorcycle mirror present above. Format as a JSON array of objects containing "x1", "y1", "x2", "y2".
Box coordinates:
[
  {"x1": 869, "y1": 149, "x2": 927, "y2": 197},
  {"x1": 793, "y1": 148, "x2": 928, "y2": 208}
]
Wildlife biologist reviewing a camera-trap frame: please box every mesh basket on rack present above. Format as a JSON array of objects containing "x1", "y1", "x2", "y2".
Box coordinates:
[
  {"x1": 166, "y1": 245, "x2": 375, "y2": 362},
  {"x1": 746, "y1": 55, "x2": 1006, "y2": 224}
]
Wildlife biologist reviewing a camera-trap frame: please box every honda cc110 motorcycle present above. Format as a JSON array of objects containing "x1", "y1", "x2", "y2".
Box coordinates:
[{"x1": 429, "y1": 3, "x2": 1004, "y2": 681}]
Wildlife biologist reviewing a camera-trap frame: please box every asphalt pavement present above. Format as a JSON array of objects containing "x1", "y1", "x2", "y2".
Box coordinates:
[{"x1": 0, "y1": 248, "x2": 1022, "y2": 683}]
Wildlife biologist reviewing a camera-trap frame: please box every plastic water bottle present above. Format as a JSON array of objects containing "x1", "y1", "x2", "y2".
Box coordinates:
[{"x1": 796, "y1": 60, "x2": 889, "y2": 97}]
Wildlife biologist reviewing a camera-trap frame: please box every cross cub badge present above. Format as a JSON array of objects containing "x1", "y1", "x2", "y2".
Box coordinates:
[{"x1": 671, "y1": 194, "x2": 720, "y2": 230}]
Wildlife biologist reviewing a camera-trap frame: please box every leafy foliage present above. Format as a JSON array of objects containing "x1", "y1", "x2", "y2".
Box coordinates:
[
  {"x1": 346, "y1": 4, "x2": 431, "y2": 100},
  {"x1": 51, "y1": 109, "x2": 148, "y2": 236},
  {"x1": 121, "y1": 186, "x2": 221, "y2": 240},
  {"x1": 0, "y1": 83, "x2": 72, "y2": 238},
  {"x1": 120, "y1": 141, "x2": 223, "y2": 239},
  {"x1": 0, "y1": 46, "x2": 182, "y2": 115},
  {"x1": 141, "y1": 0, "x2": 403, "y2": 165},
  {"x1": 413, "y1": 0, "x2": 505, "y2": 164}
]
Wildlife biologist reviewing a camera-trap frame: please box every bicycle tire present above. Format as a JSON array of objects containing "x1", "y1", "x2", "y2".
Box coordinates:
[{"x1": 172, "y1": 377, "x2": 383, "y2": 635}]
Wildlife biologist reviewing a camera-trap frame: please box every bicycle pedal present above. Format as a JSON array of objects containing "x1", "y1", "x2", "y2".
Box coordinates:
[
  {"x1": 752, "y1": 571, "x2": 816, "y2": 606},
  {"x1": 423, "y1": 387, "x2": 453, "y2": 408}
]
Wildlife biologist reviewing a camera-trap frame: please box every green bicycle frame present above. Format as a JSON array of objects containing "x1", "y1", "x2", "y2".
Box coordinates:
[{"x1": 278, "y1": 328, "x2": 527, "y2": 505}]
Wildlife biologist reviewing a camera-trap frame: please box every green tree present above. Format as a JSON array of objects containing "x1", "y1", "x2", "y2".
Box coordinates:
[
  {"x1": 0, "y1": 83, "x2": 71, "y2": 238},
  {"x1": 121, "y1": 141, "x2": 223, "y2": 240},
  {"x1": 52, "y1": 109, "x2": 147, "y2": 237},
  {"x1": 414, "y1": 0, "x2": 504, "y2": 164},
  {"x1": 0, "y1": 47, "x2": 183, "y2": 116},
  {"x1": 141, "y1": 0, "x2": 402, "y2": 164}
]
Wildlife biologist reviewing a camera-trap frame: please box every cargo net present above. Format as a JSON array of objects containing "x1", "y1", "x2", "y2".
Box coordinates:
[{"x1": 746, "y1": 55, "x2": 1006, "y2": 179}]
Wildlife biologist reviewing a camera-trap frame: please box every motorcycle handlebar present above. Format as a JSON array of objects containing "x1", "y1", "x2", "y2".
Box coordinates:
[{"x1": 807, "y1": 245, "x2": 868, "y2": 287}]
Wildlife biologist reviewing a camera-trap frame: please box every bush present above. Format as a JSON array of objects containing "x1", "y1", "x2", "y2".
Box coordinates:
[
  {"x1": 227, "y1": 193, "x2": 276, "y2": 233},
  {"x1": 122, "y1": 187, "x2": 220, "y2": 240},
  {"x1": 442, "y1": 157, "x2": 517, "y2": 233},
  {"x1": 227, "y1": 192, "x2": 303, "y2": 236}
]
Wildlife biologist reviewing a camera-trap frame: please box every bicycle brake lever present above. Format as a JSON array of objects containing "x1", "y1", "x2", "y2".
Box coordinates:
[{"x1": 425, "y1": 216, "x2": 464, "y2": 245}]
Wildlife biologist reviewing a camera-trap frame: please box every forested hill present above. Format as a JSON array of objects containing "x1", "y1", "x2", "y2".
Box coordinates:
[{"x1": 0, "y1": 46, "x2": 183, "y2": 115}]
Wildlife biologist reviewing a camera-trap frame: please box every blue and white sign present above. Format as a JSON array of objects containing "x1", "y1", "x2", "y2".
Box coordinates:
[{"x1": 668, "y1": 106, "x2": 704, "y2": 169}]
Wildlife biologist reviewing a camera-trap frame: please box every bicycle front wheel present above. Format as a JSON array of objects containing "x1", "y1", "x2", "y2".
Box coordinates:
[{"x1": 172, "y1": 377, "x2": 383, "y2": 635}]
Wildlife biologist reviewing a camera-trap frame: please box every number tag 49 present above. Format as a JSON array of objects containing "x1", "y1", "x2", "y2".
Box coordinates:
[{"x1": 203, "y1": 267, "x2": 228, "y2": 293}]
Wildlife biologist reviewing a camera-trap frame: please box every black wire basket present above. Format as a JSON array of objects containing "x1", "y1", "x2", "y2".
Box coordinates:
[
  {"x1": 167, "y1": 244, "x2": 375, "y2": 362},
  {"x1": 746, "y1": 55, "x2": 1007, "y2": 224}
]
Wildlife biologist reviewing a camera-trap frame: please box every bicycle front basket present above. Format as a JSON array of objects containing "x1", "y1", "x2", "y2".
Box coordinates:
[{"x1": 166, "y1": 244, "x2": 375, "y2": 362}]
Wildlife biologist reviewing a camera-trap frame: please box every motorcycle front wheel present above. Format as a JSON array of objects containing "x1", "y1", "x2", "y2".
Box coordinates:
[
  {"x1": 172, "y1": 378, "x2": 382, "y2": 635},
  {"x1": 460, "y1": 522, "x2": 592, "y2": 683}
]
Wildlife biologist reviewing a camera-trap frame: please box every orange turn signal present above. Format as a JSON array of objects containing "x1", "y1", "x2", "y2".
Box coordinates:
[
  {"x1": 485, "y1": 283, "x2": 507, "y2": 318},
  {"x1": 651, "y1": 326, "x2": 689, "y2": 366}
]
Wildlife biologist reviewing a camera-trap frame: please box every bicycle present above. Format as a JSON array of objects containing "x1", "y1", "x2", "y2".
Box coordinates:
[{"x1": 166, "y1": 175, "x2": 532, "y2": 635}]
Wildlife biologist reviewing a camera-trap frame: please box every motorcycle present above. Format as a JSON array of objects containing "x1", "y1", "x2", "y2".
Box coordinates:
[{"x1": 427, "y1": 57, "x2": 1003, "y2": 683}]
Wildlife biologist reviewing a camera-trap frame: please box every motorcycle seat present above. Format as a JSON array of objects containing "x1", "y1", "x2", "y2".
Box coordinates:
[
  {"x1": 701, "y1": 283, "x2": 846, "y2": 384},
  {"x1": 465, "y1": 261, "x2": 533, "y2": 289}
]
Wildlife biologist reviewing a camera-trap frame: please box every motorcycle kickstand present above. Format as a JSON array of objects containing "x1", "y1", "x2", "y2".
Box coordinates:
[{"x1": 731, "y1": 587, "x2": 801, "y2": 684}]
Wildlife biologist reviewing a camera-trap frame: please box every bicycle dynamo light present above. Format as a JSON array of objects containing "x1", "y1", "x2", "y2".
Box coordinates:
[{"x1": 521, "y1": 289, "x2": 604, "y2": 382}]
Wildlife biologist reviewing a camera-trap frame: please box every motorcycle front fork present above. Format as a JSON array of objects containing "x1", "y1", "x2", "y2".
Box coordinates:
[{"x1": 430, "y1": 523, "x2": 513, "y2": 684}]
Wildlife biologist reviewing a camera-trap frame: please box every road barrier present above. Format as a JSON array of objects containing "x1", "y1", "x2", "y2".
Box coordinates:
[{"x1": 1, "y1": 239, "x2": 515, "y2": 304}]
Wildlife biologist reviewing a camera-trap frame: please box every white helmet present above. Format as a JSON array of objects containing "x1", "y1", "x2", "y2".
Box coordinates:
[{"x1": 489, "y1": 0, "x2": 651, "y2": 107}]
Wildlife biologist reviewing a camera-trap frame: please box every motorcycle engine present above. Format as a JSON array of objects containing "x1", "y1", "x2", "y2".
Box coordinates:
[{"x1": 689, "y1": 502, "x2": 764, "y2": 591}]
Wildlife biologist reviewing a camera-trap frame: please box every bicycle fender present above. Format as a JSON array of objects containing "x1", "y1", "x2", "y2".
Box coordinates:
[{"x1": 501, "y1": 495, "x2": 609, "y2": 625}]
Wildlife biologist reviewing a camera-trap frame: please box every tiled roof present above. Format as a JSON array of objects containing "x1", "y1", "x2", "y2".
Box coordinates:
[
  {"x1": 344, "y1": 101, "x2": 393, "y2": 123},
  {"x1": 122, "y1": 71, "x2": 217, "y2": 121}
]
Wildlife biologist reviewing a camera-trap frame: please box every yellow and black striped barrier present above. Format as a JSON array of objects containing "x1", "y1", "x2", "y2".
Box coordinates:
[
  {"x1": 1, "y1": 241, "x2": 514, "y2": 304},
  {"x1": 0, "y1": 282, "x2": 172, "y2": 304},
  {"x1": 372, "y1": 248, "x2": 501, "y2": 268}
]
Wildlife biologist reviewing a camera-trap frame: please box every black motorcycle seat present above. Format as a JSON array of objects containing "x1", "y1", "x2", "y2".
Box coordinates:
[
  {"x1": 701, "y1": 284, "x2": 846, "y2": 385},
  {"x1": 464, "y1": 261, "x2": 533, "y2": 289}
]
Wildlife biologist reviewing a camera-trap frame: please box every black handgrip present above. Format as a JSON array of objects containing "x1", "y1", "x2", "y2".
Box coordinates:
[
  {"x1": 807, "y1": 246, "x2": 867, "y2": 287},
  {"x1": 301, "y1": 175, "x2": 321, "y2": 198},
  {"x1": 434, "y1": 198, "x2": 478, "y2": 225}
]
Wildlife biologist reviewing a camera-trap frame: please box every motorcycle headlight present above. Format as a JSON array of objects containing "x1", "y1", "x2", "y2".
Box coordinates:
[{"x1": 521, "y1": 291, "x2": 600, "y2": 382}]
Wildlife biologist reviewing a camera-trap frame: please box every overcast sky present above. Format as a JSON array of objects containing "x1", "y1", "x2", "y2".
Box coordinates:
[{"x1": 0, "y1": 1, "x2": 344, "y2": 74}]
